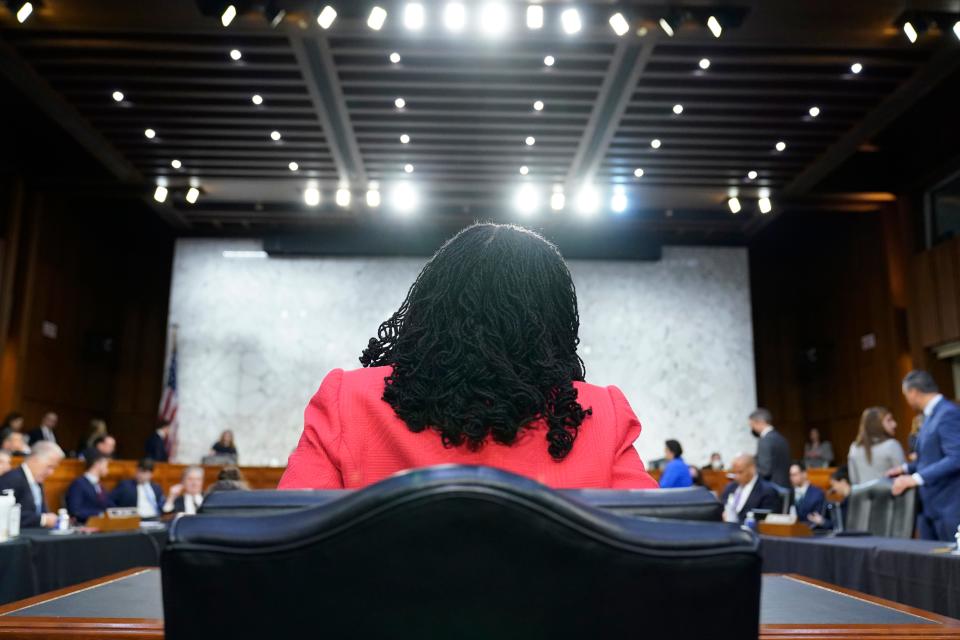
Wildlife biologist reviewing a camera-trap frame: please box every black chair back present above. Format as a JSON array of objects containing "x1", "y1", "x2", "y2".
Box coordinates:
[{"x1": 164, "y1": 465, "x2": 760, "y2": 640}]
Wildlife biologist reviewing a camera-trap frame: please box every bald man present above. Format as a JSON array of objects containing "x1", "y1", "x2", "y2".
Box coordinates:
[
  {"x1": 0, "y1": 441, "x2": 65, "y2": 528},
  {"x1": 719, "y1": 453, "x2": 782, "y2": 524}
]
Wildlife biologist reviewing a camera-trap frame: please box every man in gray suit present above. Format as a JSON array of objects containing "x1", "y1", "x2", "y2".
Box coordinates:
[{"x1": 750, "y1": 408, "x2": 791, "y2": 488}]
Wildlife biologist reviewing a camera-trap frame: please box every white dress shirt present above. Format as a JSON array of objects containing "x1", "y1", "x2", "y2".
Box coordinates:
[
  {"x1": 41, "y1": 426, "x2": 56, "y2": 444},
  {"x1": 182, "y1": 493, "x2": 203, "y2": 515},
  {"x1": 137, "y1": 483, "x2": 159, "y2": 518},
  {"x1": 21, "y1": 462, "x2": 43, "y2": 515}
]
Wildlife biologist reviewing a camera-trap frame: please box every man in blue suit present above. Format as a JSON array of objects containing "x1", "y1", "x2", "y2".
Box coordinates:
[
  {"x1": 888, "y1": 370, "x2": 960, "y2": 541},
  {"x1": 65, "y1": 453, "x2": 111, "y2": 524},
  {"x1": 110, "y1": 458, "x2": 164, "y2": 518},
  {"x1": 789, "y1": 461, "x2": 826, "y2": 524}
]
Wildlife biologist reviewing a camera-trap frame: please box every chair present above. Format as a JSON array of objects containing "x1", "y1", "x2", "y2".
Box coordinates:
[
  {"x1": 164, "y1": 465, "x2": 760, "y2": 640},
  {"x1": 771, "y1": 483, "x2": 792, "y2": 514},
  {"x1": 846, "y1": 479, "x2": 916, "y2": 538}
]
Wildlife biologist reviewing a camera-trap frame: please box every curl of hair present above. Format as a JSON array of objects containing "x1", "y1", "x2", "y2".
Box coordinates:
[{"x1": 360, "y1": 223, "x2": 590, "y2": 460}]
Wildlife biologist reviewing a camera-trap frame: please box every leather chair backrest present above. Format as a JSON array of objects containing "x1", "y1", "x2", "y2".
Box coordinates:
[
  {"x1": 847, "y1": 479, "x2": 916, "y2": 538},
  {"x1": 165, "y1": 465, "x2": 760, "y2": 640},
  {"x1": 200, "y1": 484, "x2": 724, "y2": 521},
  {"x1": 771, "y1": 483, "x2": 791, "y2": 514}
]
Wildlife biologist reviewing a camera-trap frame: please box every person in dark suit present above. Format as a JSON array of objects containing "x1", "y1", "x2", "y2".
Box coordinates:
[
  {"x1": 749, "y1": 408, "x2": 791, "y2": 488},
  {"x1": 145, "y1": 420, "x2": 171, "y2": 462},
  {"x1": 80, "y1": 434, "x2": 116, "y2": 462},
  {"x1": 888, "y1": 370, "x2": 960, "y2": 541},
  {"x1": 110, "y1": 458, "x2": 164, "y2": 518},
  {"x1": 163, "y1": 465, "x2": 205, "y2": 515},
  {"x1": 720, "y1": 453, "x2": 782, "y2": 524},
  {"x1": 0, "y1": 441, "x2": 64, "y2": 528},
  {"x1": 808, "y1": 466, "x2": 852, "y2": 531},
  {"x1": 26, "y1": 412, "x2": 59, "y2": 447},
  {"x1": 789, "y1": 461, "x2": 826, "y2": 523},
  {"x1": 65, "y1": 454, "x2": 111, "y2": 524}
]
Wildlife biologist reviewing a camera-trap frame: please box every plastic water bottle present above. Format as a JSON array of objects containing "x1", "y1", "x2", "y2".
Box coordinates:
[
  {"x1": 0, "y1": 490, "x2": 13, "y2": 542},
  {"x1": 953, "y1": 525, "x2": 960, "y2": 556},
  {"x1": 8, "y1": 504, "x2": 20, "y2": 538},
  {"x1": 56, "y1": 508, "x2": 70, "y2": 532},
  {"x1": 744, "y1": 511, "x2": 758, "y2": 532}
]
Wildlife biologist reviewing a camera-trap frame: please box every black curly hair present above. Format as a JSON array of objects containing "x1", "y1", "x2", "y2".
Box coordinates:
[{"x1": 360, "y1": 223, "x2": 591, "y2": 460}]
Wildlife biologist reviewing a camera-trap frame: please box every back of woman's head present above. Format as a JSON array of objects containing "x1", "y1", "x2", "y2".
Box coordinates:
[
  {"x1": 856, "y1": 406, "x2": 891, "y2": 463},
  {"x1": 360, "y1": 223, "x2": 590, "y2": 460}
]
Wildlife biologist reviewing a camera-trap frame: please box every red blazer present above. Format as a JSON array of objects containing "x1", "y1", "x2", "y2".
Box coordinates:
[{"x1": 279, "y1": 366, "x2": 658, "y2": 490}]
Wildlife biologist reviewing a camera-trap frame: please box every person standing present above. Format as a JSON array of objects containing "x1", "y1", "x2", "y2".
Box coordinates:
[
  {"x1": 145, "y1": 420, "x2": 171, "y2": 462},
  {"x1": 749, "y1": 408, "x2": 791, "y2": 488},
  {"x1": 888, "y1": 370, "x2": 960, "y2": 541},
  {"x1": 27, "y1": 412, "x2": 58, "y2": 447},
  {"x1": 658, "y1": 439, "x2": 693, "y2": 488},
  {"x1": 848, "y1": 407, "x2": 906, "y2": 484}
]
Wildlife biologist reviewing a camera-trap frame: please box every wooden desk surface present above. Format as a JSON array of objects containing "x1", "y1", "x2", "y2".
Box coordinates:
[{"x1": 1, "y1": 568, "x2": 957, "y2": 639}]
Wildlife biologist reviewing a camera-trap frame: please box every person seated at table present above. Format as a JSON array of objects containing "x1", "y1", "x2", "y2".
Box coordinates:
[
  {"x1": 66, "y1": 453, "x2": 112, "y2": 524},
  {"x1": 1, "y1": 430, "x2": 30, "y2": 457},
  {"x1": 164, "y1": 465, "x2": 205, "y2": 514},
  {"x1": 110, "y1": 458, "x2": 164, "y2": 518},
  {"x1": 720, "y1": 453, "x2": 782, "y2": 524},
  {"x1": 0, "y1": 441, "x2": 64, "y2": 528},
  {"x1": 689, "y1": 465, "x2": 705, "y2": 487},
  {"x1": 204, "y1": 465, "x2": 250, "y2": 496},
  {"x1": 0, "y1": 411, "x2": 24, "y2": 443},
  {"x1": 789, "y1": 462, "x2": 826, "y2": 523},
  {"x1": 803, "y1": 427, "x2": 834, "y2": 469},
  {"x1": 702, "y1": 451, "x2": 723, "y2": 471},
  {"x1": 145, "y1": 420, "x2": 171, "y2": 462},
  {"x1": 658, "y1": 439, "x2": 693, "y2": 488},
  {"x1": 209, "y1": 430, "x2": 238, "y2": 459},
  {"x1": 279, "y1": 223, "x2": 658, "y2": 491},
  {"x1": 848, "y1": 406, "x2": 906, "y2": 484},
  {"x1": 80, "y1": 434, "x2": 116, "y2": 462},
  {"x1": 808, "y1": 466, "x2": 852, "y2": 531},
  {"x1": 75, "y1": 419, "x2": 108, "y2": 458},
  {"x1": 0, "y1": 450, "x2": 11, "y2": 476}
]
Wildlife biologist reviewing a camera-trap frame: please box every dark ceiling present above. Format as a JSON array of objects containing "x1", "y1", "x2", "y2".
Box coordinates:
[{"x1": 1, "y1": 0, "x2": 959, "y2": 243}]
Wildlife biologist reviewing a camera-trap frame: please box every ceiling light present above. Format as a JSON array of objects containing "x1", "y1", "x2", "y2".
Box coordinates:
[
  {"x1": 304, "y1": 186, "x2": 320, "y2": 206},
  {"x1": 808, "y1": 106, "x2": 820, "y2": 118},
  {"x1": 15, "y1": 1, "x2": 33, "y2": 23},
  {"x1": 111, "y1": 90, "x2": 124, "y2": 102},
  {"x1": 953, "y1": 21, "x2": 960, "y2": 41},
  {"x1": 251, "y1": 94, "x2": 263, "y2": 105},
  {"x1": 153, "y1": 186, "x2": 168, "y2": 203},
  {"x1": 758, "y1": 197, "x2": 773, "y2": 214},
  {"x1": 443, "y1": 2, "x2": 466, "y2": 31},
  {"x1": 699, "y1": 58, "x2": 711, "y2": 70},
  {"x1": 403, "y1": 3, "x2": 425, "y2": 30},
  {"x1": 389, "y1": 52, "x2": 401, "y2": 64},
  {"x1": 550, "y1": 190, "x2": 565, "y2": 211},
  {"x1": 850, "y1": 62, "x2": 862, "y2": 74},
  {"x1": 144, "y1": 128, "x2": 156, "y2": 139},
  {"x1": 519, "y1": 165, "x2": 529, "y2": 175},
  {"x1": 902, "y1": 21, "x2": 918, "y2": 43},
  {"x1": 404, "y1": 163, "x2": 414, "y2": 173},
  {"x1": 658, "y1": 17, "x2": 677, "y2": 37},
  {"x1": 533, "y1": 100, "x2": 544, "y2": 111},
  {"x1": 270, "y1": 130, "x2": 282, "y2": 141},
  {"x1": 265, "y1": 2, "x2": 286, "y2": 27},
  {"x1": 395, "y1": 97, "x2": 406, "y2": 109},
  {"x1": 543, "y1": 55, "x2": 555, "y2": 67},
  {"x1": 185, "y1": 187, "x2": 200, "y2": 204},
  {"x1": 747, "y1": 170, "x2": 757, "y2": 180},
  {"x1": 611, "y1": 186, "x2": 628, "y2": 213},
  {"x1": 229, "y1": 49, "x2": 242, "y2": 61},
  {"x1": 367, "y1": 6, "x2": 387, "y2": 30},
  {"x1": 727, "y1": 197, "x2": 741, "y2": 214},
  {"x1": 480, "y1": 2, "x2": 509, "y2": 37},
  {"x1": 633, "y1": 168, "x2": 644, "y2": 178},
  {"x1": 171, "y1": 159, "x2": 182, "y2": 169},
  {"x1": 514, "y1": 184, "x2": 540, "y2": 215},
  {"x1": 366, "y1": 188, "x2": 381, "y2": 207},
  {"x1": 575, "y1": 185, "x2": 599, "y2": 216},
  {"x1": 650, "y1": 138, "x2": 661, "y2": 149},
  {"x1": 317, "y1": 5, "x2": 337, "y2": 29},
  {"x1": 707, "y1": 15, "x2": 722, "y2": 38},
  {"x1": 392, "y1": 182, "x2": 417, "y2": 213},
  {"x1": 400, "y1": 134, "x2": 410, "y2": 144},
  {"x1": 561, "y1": 8, "x2": 582, "y2": 34},
  {"x1": 672, "y1": 104, "x2": 683, "y2": 115},
  {"x1": 609, "y1": 12, "x2": 630, "y2": 36},
  {"x1": 525, "y1": 136, "x2": 535, "y2": 146},
  {"x1": 527, "y1": 4, "x2": 543, "y2": 30},
  {"x1": 221, "y1": 4, "x2": 237, "y2": 27},
  {"x1": 775, "y1": 141, "x2": 786, "y2": 152},
  {"x1": 336, "y1": 188, "x2": 351, "y2": 207},
  {"x1": 223, "y1": 250, "x2": 268, "y2": 259},
  {"x1": 288, "y1": 161, "x2": 299, "y2": 171}
]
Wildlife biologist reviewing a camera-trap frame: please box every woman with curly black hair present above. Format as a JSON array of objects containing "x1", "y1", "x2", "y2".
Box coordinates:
[{"x1": 280, "y1": 223, "x2": 656, "y2": 489}]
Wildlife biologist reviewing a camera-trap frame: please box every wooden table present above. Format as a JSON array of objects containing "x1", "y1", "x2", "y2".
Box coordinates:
[{"x1": 1, "y1": 568, "x2": 958, "y2": 639}]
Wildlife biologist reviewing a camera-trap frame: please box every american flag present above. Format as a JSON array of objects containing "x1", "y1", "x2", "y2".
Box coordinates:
[{"x1": 159, "y1": 335, "x2": 179, "y2": 460}]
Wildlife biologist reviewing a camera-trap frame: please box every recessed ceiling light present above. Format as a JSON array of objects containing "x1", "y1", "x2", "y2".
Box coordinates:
[
  {"x1": 153, "y1": 186, "x2": 168, "y2": 203},
  {"x1": 550, "y1": 191, "x2": 565, "y2": 211},
  {"x1": 658, "y1": 17, "x2": 676, "y2": 37},
  {"x1": 229, "y1": 49, "x2": 242, "y2": 61},
  {"x1": 775, "y1": 141, "x2": 786, "y2": 152},
  {"x1": 403, "y1": 3, "x2": 425, "y2": 30},
  {"x1": 611, "y1": 186, "x2": 628, "y2": 213},
  {"x1": 672, "y1": 104, "x2": 684, "y2": 115},
  {"x1": 144, "y1": 128, "x2": 156, "y2": 139},
  {"x1": 634, "y1": 168, "x2": 644, "y2": 178},
  {"x1": 443, "y1": 2, "x2": 466, "y2": 32},
  {"x1": 392, "y1": 182, "x2": 417, "y2": 214},
  {"x1": 367, "y1": 6, "x2": 387, "y2": 31},
  {"x1": 706, "y1": 15, "x2": 722, "y2": 38},
  {"x1": 808, "y1": 106, "x2": 820, "y2": 118},
  {"x1": 288, "y1": 161, "x2": 299, "y2": 171},
  {"x1": 221, "y1": 4, "x2": 237, "y2": 27},
  {"x1": 514, "y1": 184, "x2": 540, "y2": 215},
  {"x1": 650, "y1": 138, "x2": 661, "y2": 149},
  {"x1": 544, "y1": 55, "x2": 555, "y2": 67},
  {"x1": 525, "y1": 136, "x2": 535, "y2": 146},
  {"x1": 251, "y1": 94, "x2": 263, "y2": 105},
  {"x1": 111, "y1": 90, "x2": 124, "y2": 102},
  {"x1": 561, "y1": 8, "x2": 582, "y2": 34},
  {"x1": 366, "y1": 188, "x2": 381, "y2": 207},
  {"x1": 850, "y1": 62, "x2": 863, "y2": 74},
  {"x1": 15, "y1": 1, "x2": 33, "y2": 23},
  {"x1": 953, "y1": 21, "x2": 960, "y2": 41},
  {"x1": 480, "y1": 2, "x2": 509, "y2": 37},
  {"x1": 395, "y1": 97, "x2": 406, "y2": 109},
  {"x1": 747, "y1": 170, "x2": 758, "y2": 180},
  {"x1": 185, "y1": 187, "x2": 200, "y2": 204},
  {"x1": 519, "y1": 165, "x2": 529, "y2": 175},
  {"x1": 404, "y1": 163, "x2": 414, "y2": 173},
  {"x1": 317, "y1": 5, "x2": 337, "y2": 29},
  {"x1": 575, "y1": 185, "x2": 599, "y2": 216},
  {"x1": 400, "y1": 134, "x2": 410, "y2": 144},
  {"x1": 903, "y1": 21, "x2": 919, "y2": 44},
  {"x1": 728, "y1": 197, "x2": 741, "y2": 214},
  {"x1": 336, "y1": 188, "x2": 351, "y2": 207},
  {"x1": 389, "y1": 52, "x2": 401, "y2": 64},
  {"x1": 526, "y1": 5, "x2": 543, "y2": 30},
  {"x1": 304, "y1": 186, "x2": 320, "y2": 206},
  {"x1": 758, "y1": 197, "x2": 773, "y2": 214},
  {"x1": 609, "y1": 12, "x2": 630, "y2": 36},
  {"x1": 171, "y1": 159, "x2": 182, "y2": 169},
  {"x1": 270, "y1": 130, "x2": 282, "y2": 141},
  {"x1": 699, "y1": 58, "x2": 711, "y2": 70},
  {"x1": 533, "y1": 100, "x2": 544, "y2": 111}
]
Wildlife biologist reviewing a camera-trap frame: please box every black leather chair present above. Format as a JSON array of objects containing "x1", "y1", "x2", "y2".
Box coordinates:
[
  {"x1": 164, "y1": 465, "x2": 760, "y2": 639},
  {"x1": 200, "y1": 483, "x2": 723, "y2": 521}
]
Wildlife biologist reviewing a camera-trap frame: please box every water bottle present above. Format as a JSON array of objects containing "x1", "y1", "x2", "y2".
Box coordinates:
[
  {"x1": 744, "y1": 511, "x2": 757, "y2": 532},
  {"x1": 56, "y1": 508, "x2": 70, "y2": 532},
  {"x1": 0, "y1": 489, "x2": 13, "y2": 542},
  {"x1": 953, "y1": 525, "x2": 960, "y2": 556},
  {"x1": 8, "y1": 504, "x2": 20, "y2": 538}
]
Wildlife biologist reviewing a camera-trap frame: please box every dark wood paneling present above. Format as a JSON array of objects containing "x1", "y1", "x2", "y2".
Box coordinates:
[{"x1": 931, "y1": 241, "x2": 960, "y2": 342}]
